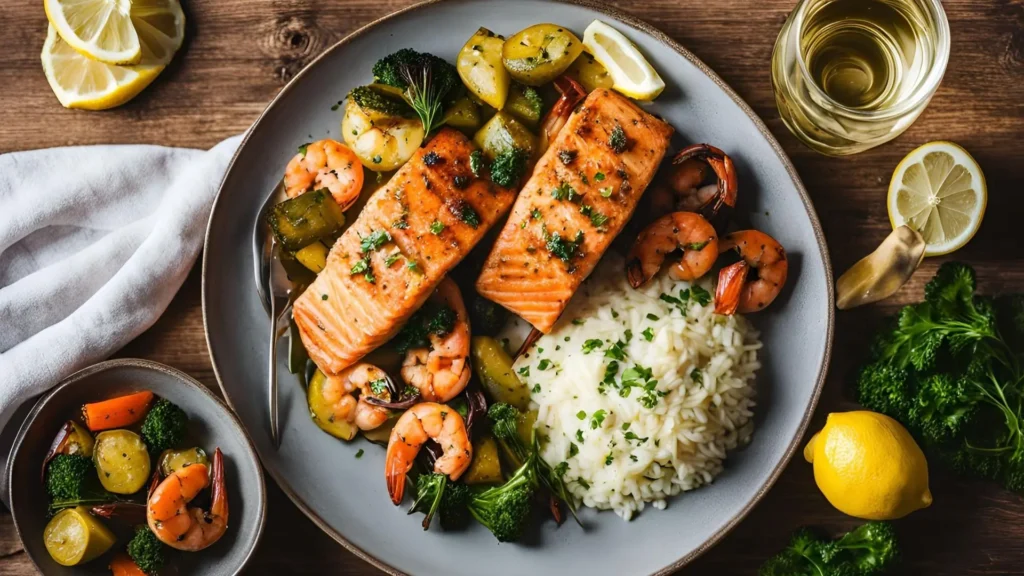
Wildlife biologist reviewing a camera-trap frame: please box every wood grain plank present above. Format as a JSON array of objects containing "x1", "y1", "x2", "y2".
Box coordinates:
[{"x1": 2, "y1": 0, "x2": 1023, "y2": 574}]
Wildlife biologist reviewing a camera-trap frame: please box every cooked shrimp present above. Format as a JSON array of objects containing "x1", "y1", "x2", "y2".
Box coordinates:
[
  {"x1": 385, "y1": 402, "x2": 472, "y2": 504},
  {"x1": 626, "y1": 212, "x2": 719, "y2": 288},
  {"x1": 650, "y1": 144, "x2": 738, "y2": 233},
  {"x1": 321, "y1": 363, "x2": 393, "y2": 431},
  {"x1": 539, "y1": 76, "x2": 587, "y2": 152},
  {"x1": 284, "y1": 139, "x2": 364, "y2": 211},
  {"x1": 401, "y1": 278, "x2": 472, "y2": 403},
  {"x1": 147, "y1": 448, "x2": 227, "y2": 552},
  {"x1": 714, "y1": 230, "x2": 788, "y2": 314}
]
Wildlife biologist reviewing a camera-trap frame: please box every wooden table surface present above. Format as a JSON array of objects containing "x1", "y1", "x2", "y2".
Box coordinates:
[{"x1": 2, "y1": 0, "x2": 1023, "y2": 574}]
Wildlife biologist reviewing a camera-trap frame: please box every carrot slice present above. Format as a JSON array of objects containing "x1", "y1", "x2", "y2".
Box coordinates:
[
  {"x1": 83, "y1": 391, "x2": 154, "y2": 432},
  {"x1": 109, "y1": 552, "x2": 147, "y2": 576}
]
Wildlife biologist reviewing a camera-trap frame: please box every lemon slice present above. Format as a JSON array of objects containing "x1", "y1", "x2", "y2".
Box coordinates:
[
  {"x1": 129, "y1": 0, "x2": 187, "y2": 66},
  {"x1": 582, "y1": 20, "x2": 665, "y2": 101},
  {"x1": 41, "y1": 0, "x2": 184, "y2": 110},
  {"x1": 42, "y1": 24, "x2": 163, "y2": 110},
  {"x1": 44, "y1": 0, "x2": 141, "y2": 65},
  {"x1": 888, "y1": 141, "x2": 986, "y2": 256}
]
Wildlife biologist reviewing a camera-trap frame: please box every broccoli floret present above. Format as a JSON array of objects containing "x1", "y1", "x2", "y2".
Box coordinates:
[
  {"x1": 127, "y1": 526, "x2": 166, "y2": 575},
  {"x1": 759, "y1": 523, "x2": 899, "y2": 576},
  {"x1": 488, "y1": 403, "x2": 580, "y2": 525},
  {"x1": 410, "y1": 473, "x2": 473, "y2": 531},
  {"x1": 467, "y1": 457, "x2": 535, "y2": 543},
  {"x1": 141, "y1": 398, "x2": 187, "y2": 453},
  {"x1": 45, "y1": 454, "x2": 94, "y2": 501},
  {"x1": 372, "y1": 48, "x2": 458, "y2": 135},
  {"x1": 348, "y1": 85, "x2": 415, "y2": 118},
  {"x1": 488, "y1": 147, "x2": 528, "y2": 188},
  {"x1": 489, "y1": 402, "x2": 530, "y2": 467}
]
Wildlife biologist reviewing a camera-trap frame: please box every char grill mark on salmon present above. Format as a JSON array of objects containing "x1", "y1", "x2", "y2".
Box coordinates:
[
  {"x1": 475, "y1": 89, "x2": 673, "y2": 333},
  {"x1": 293, "y1": 128, "x2": 518, "y2": 375}
]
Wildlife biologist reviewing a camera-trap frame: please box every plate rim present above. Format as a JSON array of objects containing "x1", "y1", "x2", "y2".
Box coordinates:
[
  {"x1": 6, "y1": 358, "x2": 268, "y2": 576},
  {"x1": 201, "y1": 0, "x2": 835, "y2": 574}
]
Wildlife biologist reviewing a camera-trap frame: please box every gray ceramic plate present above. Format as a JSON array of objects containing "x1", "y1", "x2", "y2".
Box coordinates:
[
  {"x1": 203, "y1": 1, "x2": 834, "y2": 574},
  {"x1": 7, "y1": 359, "x2": 265, "y2": 576}
]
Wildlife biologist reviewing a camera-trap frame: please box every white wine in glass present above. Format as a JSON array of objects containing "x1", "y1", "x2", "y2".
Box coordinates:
[{"x1": 771, "y1": 0, "x2": 949, "y2": 155}]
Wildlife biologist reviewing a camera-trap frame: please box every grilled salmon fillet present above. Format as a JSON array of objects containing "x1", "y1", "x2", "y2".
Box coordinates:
[
  {"x1": 475, "y1": 89, "x2": 673, "y2": 333},
  {"x1": 293, "y1": 128, "x2": 518, "y2": 375}
]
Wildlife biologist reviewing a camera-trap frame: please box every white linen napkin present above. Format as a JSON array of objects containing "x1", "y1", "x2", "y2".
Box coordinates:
[{"x1": 0, "y1": 135, "x2": 242, "y2": 504}]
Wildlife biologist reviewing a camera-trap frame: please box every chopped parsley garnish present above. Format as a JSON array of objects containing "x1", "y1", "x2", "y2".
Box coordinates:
[
  {"x1": 544, "y1": 229, "x2": 584, "y2": 264},
  {"x1": 577, "y1": 478, "x2": 590, "y2": 489},
  {"x1": 531, "y1": 208, "x2": 542, "y2": 220},
  {"x1": 690, "y1": 368, "x2": 703, "y2": 384},
  {"x1": 609, "y1": 125, "x2": 627, "y2": 153},
  {"x1": 360, "y1": 229, "x2": 391, "y2": 253},
  {"x1": 605, "y1": 453, "x2": 613, "y2": 466},
  {"x1": 537, "y1": 359, "x2": 552, "y2": 371},
  {"x1": 684, "y1": 241, "x2": 709, "y2": 251},
  {"x1": 576, "y1": 430, "x2": 585, "y2": 443},
  {"x1": 569, "y1": 443, "x2": 579, "y2": 457},
  {"x1": 350, "y1": 256, "x2": 374, "y2": 283},
  {"x1": 646, "y1": 313, "x2": 660, "y2": 321},
  {"x1": 580, "y1": 205, "x2": 609, "y2": 229},
  {"x1": 572, "y1": 318, "x2": 584, "y2": 325},
  {"x1": 518, "y1": 366, "x2": 530, "y2": 377},
  {"x1": 422, "y1": 151, "x2": 441, "y2": 166},
  {"x1": 590, "y1": 409, "x2": 607, "y2": 429},
  {"x1": 384, "y1": 252, "x2": 401, "y2": 267},
  {"x1": 551, "y1": 181, "x2": 580, "y2": 202},
  {"x1": 469, "y1": 150, "x2": 486, "y2": 177},
  {"x1": 594, "y1": 172, "x2": 605, "y2": 181},
  {"x1": 578, "y1": 172, "x2": 589, "y2": 185},
  {"x1": 429, "y1": 220, "x2": 445, "y2": 235},
  {"x1": 321, "y1": 294, "x2": 329, "y2": 301},
  {"x1": 553, "y1": 461, "x2": 569, "y2": 477},
  {"x1": 532, "y1": 383, "x2": 541, "y2": 393},
  {"x1": 642, "y1": 327, "x2": 654, "y2": 342},
  {"x1": 369, "y1": 379, "x2": 388, "y2": 396},
  {"x1": 599, "y1": 186, "x2": 614, "y2": 198},
  {"x1": 455, "y1": 203, "x2": 480, "y2": 228},
  {"x1": 297, "y1": 142, "x2": 311, "y2": 156},
  {"x1": 576, "y1": 410, "x2": 586, "y2": 420},
  {"x1": 604, "y1": 340, "x2": 627, "y2": 361},
  {"x1": 390, "y1": 305, "x2": 456, "y2": 353},
  {"x1": 558, "y1": 149, "x2": 577, "y2": 165},
  {"x1": 690, "y1": 285, "x2": 712, "y2": 306},
  {"x1": 355, "y1": 449, "x2": 364, "y2": 458},
  {"x1": 582, "y1": 339, "x2": 604, "y2": 354},
  {"x1": 406, "y1": 260, "x2": 422, "y2": 273},
  {"x1": 392, "y1": 218, "x2": 409, "y2": 230},
  {"x1": 630, "y1": 455, "x2": 638, "y2": 462}
]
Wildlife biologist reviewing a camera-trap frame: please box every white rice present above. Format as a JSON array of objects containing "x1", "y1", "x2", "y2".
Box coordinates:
[{"x1": 512, "y1": 255, "x2": 761, "y2": 520}]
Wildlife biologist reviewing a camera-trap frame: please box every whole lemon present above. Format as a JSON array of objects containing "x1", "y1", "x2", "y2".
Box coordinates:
[{"x1": 804, "y1": 410, "x2": 932, "y2": 520}]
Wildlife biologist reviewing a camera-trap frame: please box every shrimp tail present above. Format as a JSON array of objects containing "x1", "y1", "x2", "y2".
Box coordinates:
[
  {"x1": 386, "y1": 464, "x2": 406, "y2": 505},
  {"x1": 625, "y1": 256, "x2": 649, "y2": 289},
  {"x1": 209, "y1": 448, "x2": 228, "y2": 520},
  {"x1": 715, "y1": 261, "x2": 748, "y2": 315}
]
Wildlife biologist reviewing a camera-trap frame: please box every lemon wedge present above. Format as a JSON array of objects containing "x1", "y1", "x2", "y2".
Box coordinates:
[
  {"x1": 44, "y1": 0, "x2": 141, "y2": 65},
  {"x1": 582, "y1": 20, "x2": 665, "y2": 101},
  {"x1": 40, "y1": 0, "x2": 185, "y2": 110},
  {"x1": 888, "y1": 141, "x2": 987, "y2": 256}
]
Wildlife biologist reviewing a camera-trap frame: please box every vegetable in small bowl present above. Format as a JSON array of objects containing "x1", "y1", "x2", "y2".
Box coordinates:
[{"x1": 6, "y1": 359, "x2": 265, "y2": 576}]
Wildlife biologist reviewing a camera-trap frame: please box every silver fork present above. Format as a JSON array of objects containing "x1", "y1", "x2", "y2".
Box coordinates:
[{"x1": 253, "y1": 182, "x2": 291, "y2": 448}]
